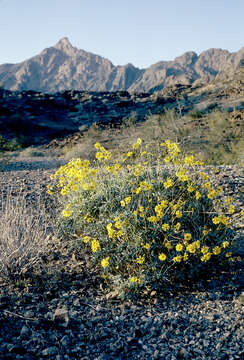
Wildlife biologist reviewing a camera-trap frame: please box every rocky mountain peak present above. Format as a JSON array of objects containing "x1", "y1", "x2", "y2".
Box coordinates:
[
  {"x1": 175, "y1": 51, "x2": 198, "y2": 66},
  {"x1": 54, "y1": 37, "x2": 75, "y2": 54},
  {"x1": 0, "y1": 40, "x2": 243, "y2": 93}
]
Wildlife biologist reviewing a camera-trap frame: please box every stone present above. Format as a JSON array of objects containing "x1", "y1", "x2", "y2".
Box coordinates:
[
  {"x1": 42, "y1": 346, "x2": 59, "y2": 356},
  {"x1": 53, "y1": 307, "x2": 69, "y2": 327}
]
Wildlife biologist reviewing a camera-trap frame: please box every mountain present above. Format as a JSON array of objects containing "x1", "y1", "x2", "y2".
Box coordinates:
[{"x1": 0, "y1": 37, "x2": 243, "y2": 93}]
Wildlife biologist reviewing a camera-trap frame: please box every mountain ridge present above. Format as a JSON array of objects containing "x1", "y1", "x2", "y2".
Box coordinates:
[{"x1": 0, "y1": 37, "x2": 243, "y2": 93}]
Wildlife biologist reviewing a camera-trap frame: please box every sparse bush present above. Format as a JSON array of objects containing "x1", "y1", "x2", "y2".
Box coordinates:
[
  {"x1": 50, "y1": 139, "x2": 243, "y2": 296},
  {"x1": 0, "y1": 187, "x2": 51, "y2": 280},
  {"x1": 189, "y1": 109, "x2": 204, "y2": 119},
  {"x1": 18, "y1": 146, "x2": 45, "y2": 158}
]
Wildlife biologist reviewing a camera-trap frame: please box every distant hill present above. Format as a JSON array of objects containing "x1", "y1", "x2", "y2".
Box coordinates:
[{"x1": 0, "y1": 37, "x2": 243, "y2": 93}]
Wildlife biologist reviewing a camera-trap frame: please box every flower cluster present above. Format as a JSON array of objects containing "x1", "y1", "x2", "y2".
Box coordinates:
[{"x1": 51, "y1": 138, "x2": 243, "y2": 294}]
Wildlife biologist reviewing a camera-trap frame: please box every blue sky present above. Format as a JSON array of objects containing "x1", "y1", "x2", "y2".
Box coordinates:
[{"x1": 0, "y1": 0, "x2": 243, "y2": 69}]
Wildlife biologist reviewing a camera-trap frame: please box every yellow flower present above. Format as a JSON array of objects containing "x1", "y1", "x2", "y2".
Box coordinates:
[
  {"x1": 213, "y1": 246, "x2": 221, "y2": 255},
  {"x1": 162, "y1": 223, "x2": 170, "y2": 231},
  {"x1": 164, "y1": 156, "x2": 171, "y2": 163},
  {"x1": 136, "y1": 256, "x2": 145, "y2": 264},
  {"x1": 142, "y1": 243, "x2": 150, "y2": 250},
  {"x1": 71, "y1": 184, "x2": 79, "y2": 192},
  {"x1": 219, "y1": 215, "x2": 229, "y2": 226},
  {"x1": 222, "y1": 241, "x2": 229, "y2": 248},
  {"x1": 184, "y1": 233, "x2": 192, "y2": 241},
  {"x1": 96, "y1": 152, "x2": 104, "y2": 161},
  {"x1": 147, "y1": 216, "x2": 158, "y2": 223},
  {"x1": 106, "y1": 166, "x2": 112, "y2": 172},
  {"x1": 158, "y1": 253, "x2": 167, "y2": 261},
  {"x1": 94, "y1": 142, "x2": 101, "y2": 149},
  {"x1": 212, "y1": 216, "x2": 220, "y2": 225},
  {"x1": 120, "y1": 200, "x2": 125, "y2": 207},
  {"x1": 163, "y1": 178, "x2": 173, "y2": 189},
  {"x1": 208, "y1": 189, "x2": 217, "y2": 199},
  {"x1": 62, "y1": 209, "x2": 72, "y2": 217},
  {"x1": 203, "y1": 229, "x2": 208, "y2": 237},
  {"x1": 130, "y1": 276, "x2": 141, "y2": 284},
  {"x1": 137, "y1": 138, "x2": 142, "y2": 145},
  {"x1": 82, "y1": 183, "x2": 89, "y2": 191},
  {"x1": 164, "y1": 241, "x2": 173, "y2": 250},
  {"x1": 241, "y1": 209, "x2": 244, "y2": 216},
  {"x1": 203, "y1": 181, "x2": 211, "y2": 190},
  {"x1": 225, "y1": 197, "x2": 233, "y2": 204},
  {"x1": 225, "y1": 252, "x2": 232, "y2": 258},
  {"x1": 83, "y1": 236, "x2": 91, "y2": 243},
  {"x1": 101, "y1": 257, "x2": 109, "y2": 268},
  {"x1": 174, "y1": 222, "x2": 181, "y2": 232},
  {"x1": 201, "y1": 253, "x2": 212, "y2": 262},
  {"x1": 195, "y1": 191, "x2": 201, "y2": 200},
  {"x1": 184, "y1": 155, "x2": 195, "y2": 166},
  {"x1": 125, "y1": 196, "x2": 132, "y2": 204},
  {"x1": 61, "y1": 187, "x2": 69, "y2": 196},
  {"x1": 160, "y1": 200, "x2": 168, "y2": 208},
  {"x1": 187, "y1": 185, "x2": 195, "y2": 193},
  {"x1": 173, "y1": 255, "x2": 182, "y2": 263},
  {"x1": 175, "y1": 210, "x2": 182, "y2": 218},
  {"x1": 199, "y1": 172, "x2": 209, "y2": 181},
  {"x1": 186, "y1": 243, "x2": 196, "y2": 254},
  {"x1": 176, "y1": 243, "x2": 183, "y2": 252},
  {"x1": 201, "y1": 246, "x2": 209, "y2": 254},
  {"x1": 107, "y1": 223, "x2": 116, "y2": 239},
  {"x1": 183, "y1": 252, "x2": 188, "y2": 261},
  {"x1": 228, "y1": 205, "x2": 235, "y2": 214},
  {"x1": 114, "y1": 221, "x2": 121, "y2": 229},
  {"x1": 91, "y1": 239, "x2": 100, "y2": 253}
]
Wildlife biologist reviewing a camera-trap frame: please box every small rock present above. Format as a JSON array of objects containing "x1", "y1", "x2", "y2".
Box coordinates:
[
  {"x1": 53, "y1": 307, "x2": 69, "y2": 327},
  {"x1": 42, "y1": 346, "x2": 58, "y2": 356},
  {"x1": 238, "y1": 292, "x2": 244, "y2": 304},
  {"x1": 20, "y1": 325, "x2": 29, "y2": 337},
  {"x1": 61, "y1": 335, "x2": 70, "y2": 347},
  {"x1": 178, "y1": 348, "x2": 190, "y2": 359}
]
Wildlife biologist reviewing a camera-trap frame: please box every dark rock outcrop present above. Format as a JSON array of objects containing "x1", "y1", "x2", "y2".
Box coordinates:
[{"x1": 1, "y1": 65, "x2": 244, "y2": 147}]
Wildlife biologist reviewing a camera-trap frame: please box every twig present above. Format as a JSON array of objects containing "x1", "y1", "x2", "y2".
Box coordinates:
[
  {"x1": 1, "y1": 309, "x2": 38, "y2": 321},
  {"x1": 79, "y1": 302, "x2": 108, "y2": 311}
]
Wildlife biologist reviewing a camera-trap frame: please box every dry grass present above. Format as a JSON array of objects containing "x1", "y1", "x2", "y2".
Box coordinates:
[
  {"x1": 0, "y1": 186, "x2": 53, "y2": 280},
  {"x1": 61, "y1": 109, "x2": 244, "y2": 165}
]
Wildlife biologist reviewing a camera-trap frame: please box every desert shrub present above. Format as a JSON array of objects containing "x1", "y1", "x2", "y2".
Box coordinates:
[
  {"x1": 0, "y1": 187, "x2": 51, "y2": 280},
  {"x1": 49, "y1": 139, "x2": 243, "y2": 296},
  {"x1": 18, "y1": 146, "x2": 45, "y2": 158},
  {"x1": 189, "y1": 109, "x2": 204, "y2": 119},
  {"x1": 201, "y1": 111, "x2": 244, "y2": 165}
]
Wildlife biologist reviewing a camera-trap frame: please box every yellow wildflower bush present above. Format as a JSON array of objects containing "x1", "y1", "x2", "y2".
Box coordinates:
[{"x1": 50, "y1": 139, "x2": 243, "y2": 295}]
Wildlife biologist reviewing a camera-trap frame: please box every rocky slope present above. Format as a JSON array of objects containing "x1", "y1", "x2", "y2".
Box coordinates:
[
  {"x1": 0, "y1": 65, "x2": 244, "y2": 146},
  {"x1": 0, "y1": 37, "x2": 243, "y2": 93}
]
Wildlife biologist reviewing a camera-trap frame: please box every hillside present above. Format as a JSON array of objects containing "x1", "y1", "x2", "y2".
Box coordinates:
[{"x1": 0, "y1": 37, "x2": 243, "y2": 93}]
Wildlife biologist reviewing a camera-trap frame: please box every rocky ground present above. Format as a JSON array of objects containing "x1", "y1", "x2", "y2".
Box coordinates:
[
  {"x1": 0, "y1": 156, "x2": 243, "y2": 360},
  {"x1": 1, "y1": 66, "x2": 243, "y2": 149}
]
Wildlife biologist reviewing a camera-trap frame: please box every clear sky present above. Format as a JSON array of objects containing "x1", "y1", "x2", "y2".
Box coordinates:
[{"x1": 0, "y1": 0, "x2": 243, "y2": 69}]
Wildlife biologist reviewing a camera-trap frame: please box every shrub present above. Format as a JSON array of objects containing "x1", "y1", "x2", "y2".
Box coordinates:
[
  {"x1": 50, "y1": 139, "x2": 243, "y2": 296},
  {"x1": 0, "y1": 187, "x2": 51, "y2": 280}
]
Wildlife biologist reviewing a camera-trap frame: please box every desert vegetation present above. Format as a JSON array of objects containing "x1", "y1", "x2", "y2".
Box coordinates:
[
  {"x1": 61, "y1": 108, "x2": 244, "y2": 166},
  {"x1": 1, "y1": 124, "x2": 243, "y2": 297},
  {"x1": 49, "y1": 138, "x2": 243, "y2": 297},
  {"x1": 0, "y1": 108, "x2": 243, "y2": 358}
]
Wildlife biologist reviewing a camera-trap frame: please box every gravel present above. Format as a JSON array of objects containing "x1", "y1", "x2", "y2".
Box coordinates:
[{"x1": 0, "y1": 158, "x2": 243, "y2": 359}]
